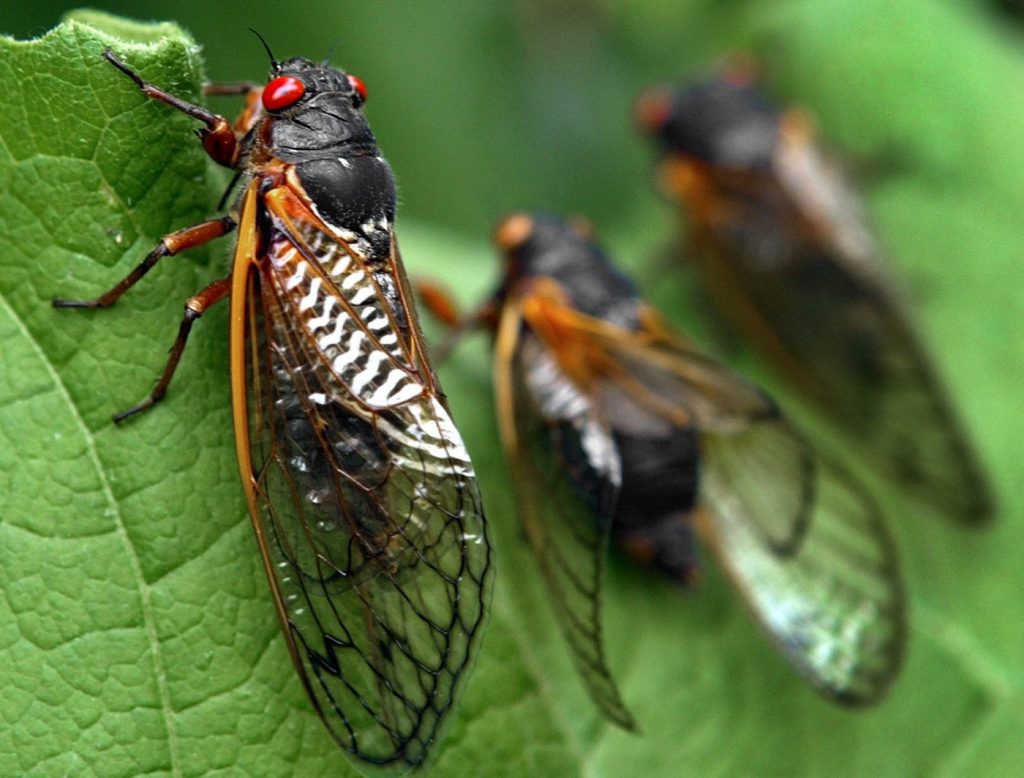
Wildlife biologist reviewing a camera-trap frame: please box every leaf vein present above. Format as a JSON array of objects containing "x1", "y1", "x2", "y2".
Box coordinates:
[{"x1": 0, "y1": 287, "x2": 184, "y2": 777}]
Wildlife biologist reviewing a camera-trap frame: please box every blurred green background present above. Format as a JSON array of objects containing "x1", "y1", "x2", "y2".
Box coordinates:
[
  {"x1": 5, "y1": 0, "x2": 1024, "y2": 253},
  {"x1": 1, "y1": 2, "x2": 1023, "y2": 777},
  {"x1": 2, "y1": 0, "x2": 787, "y2": 243}
]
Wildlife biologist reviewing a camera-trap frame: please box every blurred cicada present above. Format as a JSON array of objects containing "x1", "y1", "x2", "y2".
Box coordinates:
[
  {"x1": 53, "y1": 46, "x2": 492, "y2": 770},
  {"x1": 636, "y1": 66, "x2": 993, "y2": 525},
  {"x1": 427, "y1": 213, "x2": 904, "y2": 728}
]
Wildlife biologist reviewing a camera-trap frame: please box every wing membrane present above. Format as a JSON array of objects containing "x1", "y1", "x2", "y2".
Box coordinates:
[
  {"x1": 684, "y1": 131, "x2": 992, "y2": 523},
  {"x1": 573, "y1": 309, "x2": 814, "y2": 553},
  {"x1": 495, "y1": 299, "x2": 636, "y2": 730},
  {"x1": 702, "y1": 446, "x2": 905, "y2": 703},
  {"x1": 525, "y1": 293, "x2": 904, "y2": 703},
  {"x1": 236, "y1": 191, "x2": 491, "y2": 768}
]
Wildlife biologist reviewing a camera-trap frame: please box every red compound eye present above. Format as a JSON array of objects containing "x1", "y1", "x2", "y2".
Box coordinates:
[
  {"x1": 262, "y1": 75, "x2": 306, "y2": 111},
  {"x1": 347, "y1": 74, "x2": 368, "y2": 104}
]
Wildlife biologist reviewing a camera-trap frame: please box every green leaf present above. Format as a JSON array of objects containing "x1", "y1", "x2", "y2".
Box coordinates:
[
  {"x1": 1, "y1": 5, "x2": 1022, "y2": 778},
  {"x1": 0, "y1": 14, "x2": 338, "y2": 778},
  {"x1": 0, "y1": 13, "x2": 576, "y2": 778}
]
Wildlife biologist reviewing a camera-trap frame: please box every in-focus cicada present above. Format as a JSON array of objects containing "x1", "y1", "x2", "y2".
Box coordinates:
[
  {"x1": 426, "y1": 213, "x2": 905, "y2": 728},
  {"x1": 53, "y1": 44, "x2": 492, "y2": 771},
  {"x1": 635, "y1": 65, "x2": 993, "y2": 525}
]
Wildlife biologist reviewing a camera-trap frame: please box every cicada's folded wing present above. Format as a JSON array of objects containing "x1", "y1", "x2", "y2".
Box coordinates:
[
  {"x1": 563, "y1": 305, "x2": 905, "y2": 703},
  {"x1": 716, "y1": 211, "x2": 990, "y2": 524},
  {"x1": 233, "y1": 187, "x2": 492, "y2": 768},
  {"x1": 703, "y1": 439, "x2": 905, "y2": 703},
  {"x1": 689, "y1": 126, "x2": 992, "y2": 524},
  {"x1": 494, "y1": 298, "x2": 637, "y2": 731},
  {"x1": 572, "y1": 308, "x2": 814, "y2": 553}
]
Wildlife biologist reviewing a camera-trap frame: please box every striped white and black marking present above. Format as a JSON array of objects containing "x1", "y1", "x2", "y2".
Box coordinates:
[
  {"x1": 377, "y1": 396, "x2": 476, "y2": 476},
  {"x1": 520, "y1": 338, "x2": 620, "y2": 488},
  {"x1": 268, "y1": 233, "x2": 422, "y2": 410}
]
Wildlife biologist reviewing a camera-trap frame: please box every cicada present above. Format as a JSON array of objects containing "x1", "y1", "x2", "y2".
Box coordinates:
[
  {"x1": 53, "y1": 45, "x2": 492, "y2": 770},
  {"x1": 428, "y1": 213, "x2": 904, "y2": 727},
  {"x1": 635, "y1": 66, "x2": 993, "y2": 525}
]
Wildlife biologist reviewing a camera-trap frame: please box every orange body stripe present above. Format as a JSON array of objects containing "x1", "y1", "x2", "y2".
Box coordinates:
[{"x1": 227, "y1": 183, "x2": 307, "y2": 681}]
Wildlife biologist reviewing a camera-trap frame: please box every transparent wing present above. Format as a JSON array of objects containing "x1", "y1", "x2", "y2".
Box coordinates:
[
  {"x1": 702, "y1": 432, "x2": 905, "y2": 703},
  {"x1": 569, "y1": 308, "x2": 813, "y2": 552},
  {"x1": 235, "y1": 195, "x2": 492, "y2": 769},
  {"x1": 494, "y1": 300, "x2": 636, "y2": 730},
  {"x1": 680, "y1": 130, "x2": 992, "y2": 523},
  {"x1": 541, "y1": 301, "x2": 905, "y2": 703}
]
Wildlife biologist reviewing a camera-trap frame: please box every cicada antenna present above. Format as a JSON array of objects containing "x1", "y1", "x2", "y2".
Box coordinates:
[
  {"x1": 322, "y1": 35, "x2": 343, "y2": 66},
  {"x1": 248, "y1": 28, "x2": 278, "y2": 71}
]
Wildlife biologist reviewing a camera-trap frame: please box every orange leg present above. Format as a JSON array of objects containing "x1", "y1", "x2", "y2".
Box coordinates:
[
  {"x1": 104, "y1": 49, "x2": 239, "y2": 166},
  {"x1": 203, "y1": 83, "x2": 265, "y2": 136},
  {"x1": 113, "y1": 276, "x2": 232, "y2": 424},
  {"x1": 414, "y1": 278, "x2": 499, "y2": 364},
  {"x1": 53, "y1": 217, "x2": 235, "y2": 309},
  {"x1": 202, "y1": 82, "x2": 260, "y2": 96}
]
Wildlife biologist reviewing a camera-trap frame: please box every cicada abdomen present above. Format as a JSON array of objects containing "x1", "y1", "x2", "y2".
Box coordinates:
[
  {"x1": 444, "y1": 213, "x2": 904, "y2": 725},
  {"x1": 55, "y1": 45, "x2": 492, "y2": 771},
  {"x1": 636, "y1": 67, "x2": 993, "y2": 525}
]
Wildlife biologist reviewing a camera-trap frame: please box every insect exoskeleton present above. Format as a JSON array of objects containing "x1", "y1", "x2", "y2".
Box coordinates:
[
  {"x1": 635, "y1": 64, "x2": 993, "y2": 526},
  {"x1": 423, "y1": 211, "x2": 905, "y2": 727},
  {"x1": 54, "y1": 42, "x2": 493, "y2": 771}
]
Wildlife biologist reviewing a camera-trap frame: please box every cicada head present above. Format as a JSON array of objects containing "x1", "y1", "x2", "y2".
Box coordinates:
[
  {"x1": 635, "y1": 76, "x2": 779, "y2": 169},
  {"x1": 492, "y1": 212, "x2": 640, "y2": 328},
  {"x1": 260, "y1": 57, "x2": 376, "y2": 161}
]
